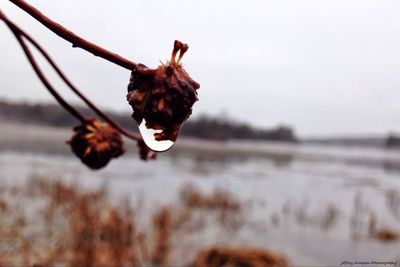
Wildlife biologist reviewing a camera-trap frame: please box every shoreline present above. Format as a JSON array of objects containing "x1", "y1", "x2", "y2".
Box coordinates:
[{"x1": 1, "y1": 122, "x2": 400, "y2": 170}]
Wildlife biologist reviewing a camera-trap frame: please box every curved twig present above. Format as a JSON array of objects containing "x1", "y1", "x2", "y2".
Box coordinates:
[
  {"x1": 9, "y1": 0, "x2": 138, "y2": 71},
  {"x1": 1, "y1": 11, "x2": 87, "y2": 123},
  {"x1": 1, "y1": 11, "x2": 141, "y2": 141}
]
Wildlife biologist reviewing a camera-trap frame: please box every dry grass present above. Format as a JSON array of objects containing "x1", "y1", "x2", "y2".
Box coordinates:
[
  {"x1": 0, "y1": 178, "x2": 287, "y2": 266},
  {"x1": 180, "y1": 184, "x2": 241, "y2": 212},
  {"x1": 350, "y1": 205, "x2": 400, "y2": 243},
  {"x1": 150, "y1": 207, "x2": 172, "y2": 265}
]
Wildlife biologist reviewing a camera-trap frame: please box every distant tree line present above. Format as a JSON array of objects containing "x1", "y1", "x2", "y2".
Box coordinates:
[
  {"x1": 385, "y1": 134, "x2": 400, "y2": 148},
  {"x1": 0, "y1": 100, "x2": 297, "y2": 142},
  {"x1": 181, "y1": 115, "x2": 297, "y2": 142}
]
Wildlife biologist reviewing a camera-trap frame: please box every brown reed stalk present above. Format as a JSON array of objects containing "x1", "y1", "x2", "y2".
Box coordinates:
[{"x1": 151, "y1": 207, "x2": 172, "y2": 266}]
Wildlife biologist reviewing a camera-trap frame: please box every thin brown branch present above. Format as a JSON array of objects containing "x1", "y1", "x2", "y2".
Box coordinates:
[
  {"x1": 1, "y1": 11, "x2": 141, "y2": 141},
  {"x1": 9, "y1": 0, "x2": 138, "y2": 71},
  {"x1": 1, "y1": 15, "x2": 87, "y2": 123}
]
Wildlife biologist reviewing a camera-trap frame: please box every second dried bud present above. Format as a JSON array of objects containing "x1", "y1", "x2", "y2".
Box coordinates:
[{"x1": 67, "y1": 118, "x2": 125, "y2": 169}]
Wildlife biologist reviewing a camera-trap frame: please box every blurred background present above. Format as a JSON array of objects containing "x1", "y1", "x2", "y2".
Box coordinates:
[{"x1": 1, "y1": 0, "x2": 400, "y2": 266}]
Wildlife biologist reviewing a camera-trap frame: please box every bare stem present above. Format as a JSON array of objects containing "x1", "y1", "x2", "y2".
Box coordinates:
[
  {"x1": 5, "y1": 23, "x2": 87, "y2": 123},
  {"x1": 9, "y1": 0, "x2": 138, "y2": 71},
  {"x1": 1, "y1": 11, "x2": 141, "y2": 141}
]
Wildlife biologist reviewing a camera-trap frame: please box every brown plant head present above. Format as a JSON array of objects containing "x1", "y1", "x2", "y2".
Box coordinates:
[
  {"x1": 190, "y1": 247, "x2": 289, "y2": 267},
  {"x1": 137, "y1": 139, "x2": 157, "y2": 161},
  {"x1": 67, "y1": 118, "x2": 125, "y2": 169},
  {"x1": 371, "y1": 228, "x2": 400, "y2": 242},
  {"x1": 127, "y1": 40, "x2": 200, "y2": 142}
]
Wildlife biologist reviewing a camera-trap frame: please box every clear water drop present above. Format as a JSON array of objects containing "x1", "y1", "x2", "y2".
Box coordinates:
[{"x1": 138, "y1": 119, "x2": 175, "y2": 152}]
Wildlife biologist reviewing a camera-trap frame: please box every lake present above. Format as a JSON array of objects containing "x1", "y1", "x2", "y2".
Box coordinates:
[{"x1": 0, "y1": 124, "x2": 400, "y2": 266}]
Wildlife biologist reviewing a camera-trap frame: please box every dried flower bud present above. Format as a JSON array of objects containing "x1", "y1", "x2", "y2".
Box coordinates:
[
  {"x1": 67, "y1": 118, "x2": 125, "y2": 169},
  {"x1": 137, "y1": 139, "x2": 157, "y2": 161},
  {"x1": 127, "y1": 40, "x2": 200, "y2": 142}
]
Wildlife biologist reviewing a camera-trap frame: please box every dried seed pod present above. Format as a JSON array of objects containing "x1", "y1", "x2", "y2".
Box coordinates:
[
  {"x1": 127, "y1": 40, "x2": 200, "y2": 142},
  {"x1": 137, "y1": 139, "x2": 157, "y2": 161},
  {"x1": 67, "y1": 118, "x2": 125, "y2": 169}
]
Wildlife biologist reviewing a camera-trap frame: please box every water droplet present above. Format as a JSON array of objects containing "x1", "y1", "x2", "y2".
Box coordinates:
[{"x1": 138, "y1": 119, "x2": 175, "y2": 152}]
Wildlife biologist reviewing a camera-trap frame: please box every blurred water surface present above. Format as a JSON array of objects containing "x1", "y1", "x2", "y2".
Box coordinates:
[{"x1": 0, "y1": 141, "x2": 400, "y2": 265}]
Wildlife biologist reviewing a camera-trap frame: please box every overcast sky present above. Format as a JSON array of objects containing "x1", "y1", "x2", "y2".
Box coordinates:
[{"x1": 1, "y1": 0, "x2": 400, "y2": 137}]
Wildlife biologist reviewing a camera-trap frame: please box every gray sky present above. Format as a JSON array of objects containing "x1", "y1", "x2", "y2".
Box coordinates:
[{"x1": 1, "y1": 0, "x2": 400, "y2": 137}]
